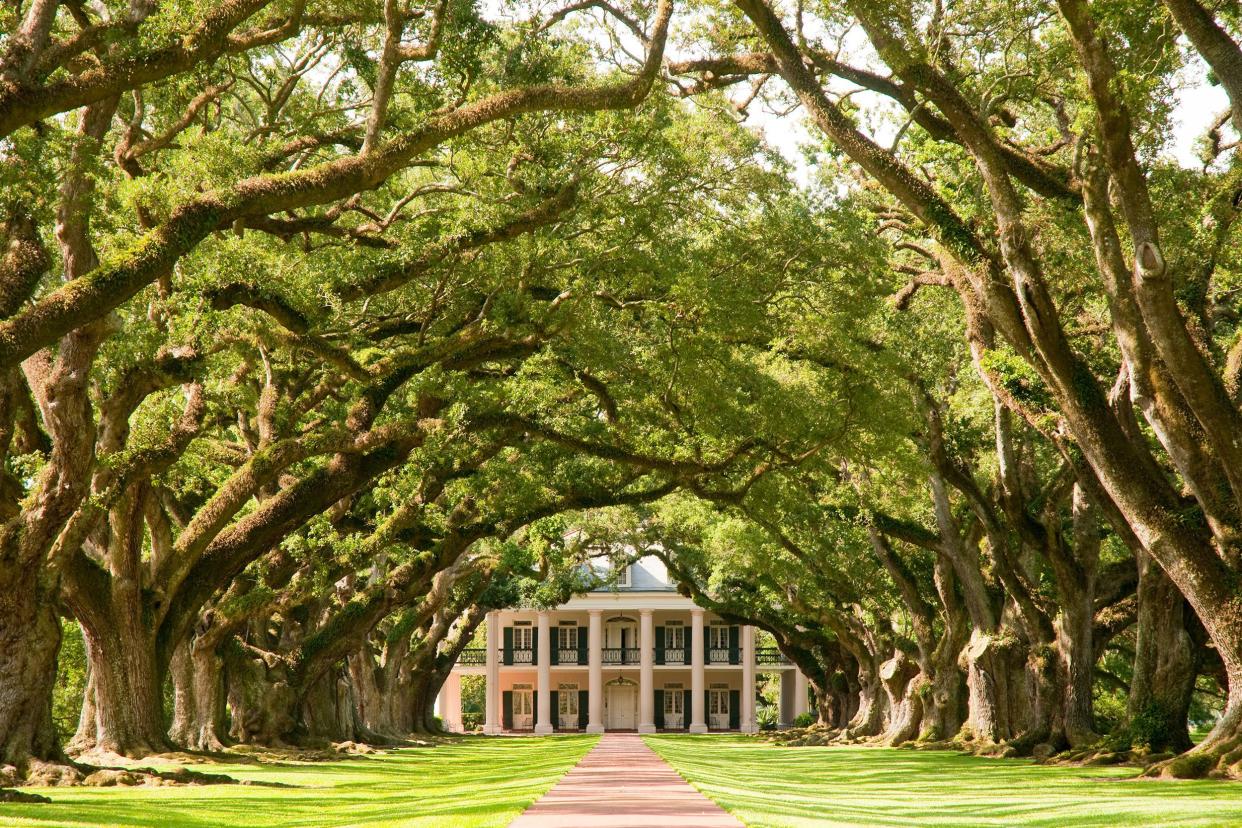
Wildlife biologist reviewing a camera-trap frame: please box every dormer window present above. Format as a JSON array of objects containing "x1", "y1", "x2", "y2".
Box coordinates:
[{"x1": 615, "y1": 564, "x2": 630, "y2": 587}]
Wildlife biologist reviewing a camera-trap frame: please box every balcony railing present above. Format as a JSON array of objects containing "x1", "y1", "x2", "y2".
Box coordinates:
[
  {"x1": 661, "y1": 647, "x2": 686, "y2": 665},
  {"x1": 602, "y1": 647, "x2": 641, "y2": 665},
  {"x1": 756, "y1": 647, "x2": 790, "y2": 665},
  {"x1": 476, "y1": 644, "x2": 790, "y2": 667}
]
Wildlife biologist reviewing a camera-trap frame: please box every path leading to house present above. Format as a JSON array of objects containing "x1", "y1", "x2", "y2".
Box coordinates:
[{"x1": 508, "y1": 733, "x2": 744, "y2": 828}]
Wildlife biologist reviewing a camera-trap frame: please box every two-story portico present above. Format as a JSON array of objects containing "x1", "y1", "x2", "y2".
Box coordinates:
[{"x1": 438, "y1": 557, "x2": 811, "y2": 733}]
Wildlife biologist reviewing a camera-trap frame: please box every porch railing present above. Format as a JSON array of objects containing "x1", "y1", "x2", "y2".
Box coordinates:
[
  {"x1": 512, "y1": 647, "x2": 533, "y2": 664},
  {"x1": 557, "y1": 648, "x2": 583, "y2": 665},
  {"x1": 708, "y1": 647, "x2": 731, "y2": 664},
  {"x1": 755, "y1": 647, "x2": 790, "y2": 665},
  {"x1": 459, "y1": 648, "x2": 486, "y2": 665}
]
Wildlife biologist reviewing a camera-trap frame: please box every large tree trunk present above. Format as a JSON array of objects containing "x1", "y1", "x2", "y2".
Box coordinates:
[
  {"x1": 347, "y1": 644, "x2": 414, "y2": 742},
  {"x1": 226, "y1": 644, "x2": 297, "y2": 747},
  {"x1": 169, "y1": 638, "x2": 229, "y2": 752},
  {"x1": 70, "y1": 622, "x2": 170, "y2": 757},
  {"x1": 300, "y1": 671, "x2": 355, "y2": 744},
  {"x1": 1055, "y1": 613, "x2": 1098, "y2": 748},
  {"x1": 0, "y1": 565, "x2": 71, "y2": 783},
  {"x1": 844, "y1": 657, "x2": 887, "y2": 738},
  {"x1": 879, "y1": 650, "x2": 923, "y2": 745},
  {"x1": 1128, "y1": 551, "x2": 1195, "y2": 754},
  {"x1": 960, "y1": 630, "x2": 1026, "y2": 748},
  {"x1": 409, "y1": 669, "x2": 445, "y2": 735}
]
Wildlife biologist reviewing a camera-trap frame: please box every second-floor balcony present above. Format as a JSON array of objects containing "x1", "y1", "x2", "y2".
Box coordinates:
[
  {"x1": 491, "y1": 645, "x2": 789, "y2": 667},
  {"x1": 459, "y1": 648, "x2": 486, "y2": 665},
  {"x1": 756, "y1": 647, "x2": 790, "y2": 665},
  {"x1": 659, "y1": 647, "x2": 686, "y2": 665},
  {"x1": 602, "y1": 647, "x2": 641, "y2": 665}
]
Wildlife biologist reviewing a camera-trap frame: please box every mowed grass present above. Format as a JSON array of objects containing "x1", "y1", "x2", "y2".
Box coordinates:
[
  {"x1": 645, "y1": 734, "x2": 1242, "y2": 828},
  {"x1": 2, "y1": 734, "x2": 597, "y2": 828}
]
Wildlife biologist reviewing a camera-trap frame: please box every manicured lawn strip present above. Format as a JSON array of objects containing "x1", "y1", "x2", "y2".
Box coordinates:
[
  {"x1": 645, "y1": 734, "x2": 1242, "y2": 828},
  {"x1": 2, "y1": 735, "x2": 598, "y2": 828}
]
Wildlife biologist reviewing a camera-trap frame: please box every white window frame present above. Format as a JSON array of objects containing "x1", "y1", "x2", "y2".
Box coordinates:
[
  {"x1": 512, "y1": 684, "x2": 534, "y2": 728},
  {"x1": 557, "y1": 625, "x2": 578, "y2": 651},
  {"x1": 514, "y1": 628, "x2": 534, "y2": 655},
  {"x1": 615, "y1": 564, "x2": 631, "y2": 587},
  {"x1": 708, "y1": 684, "x2": 730, "y2": 729},
  {"x1": 558, "y1": 684, "x2": 579, "y2": 717}
]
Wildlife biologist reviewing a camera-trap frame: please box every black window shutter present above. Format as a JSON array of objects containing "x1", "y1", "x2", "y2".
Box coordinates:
[
  {"x1": 503, "y1": 627, "x2": 514, "y2": 666},
  {"x1": 577, "y1": 627, "x2": 588, "y2": 665},
  {"x1": 502, "y1": 691, "x2": 513, "y2": 730},
  {"x1": 654, "y1": 690, "x2": 664, "y2": 729},
  {"x1": 578, "y1": 690, "x2": 589, "y2": 729},
  {"x1": 550, "y1": 633, "x2": 558, "y2": 665},
  {"x1": 550, "y1": 691, "x2": 559, "y2": 730},
  {"x1": 683, "y1": 690, "x2": 692, "y2": 729},
  {"x1": 729, "y1": 690, "x2": 741, "y2": 729},
  {"x1": 533, "y1": 690, "x2": 538, "y2": 727},
  {"x1": 532, "y1": 631, "x2": 539, "y2": 665},
  {"x1": 654, "y1": 627, "x2": 665, "y2": 665},
  {"x1": 704, "y1": 626, "x2": 710, "y2": 658},
  {"x1": 729, "y1": 626, "x2": 740, "y2": 665},
  {"x1": 705, "y1": 691, "x2": 711, "y2": 728}
]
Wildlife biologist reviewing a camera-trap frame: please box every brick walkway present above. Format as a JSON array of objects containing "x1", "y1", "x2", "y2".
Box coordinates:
[{"x1": 509, "y1": 733, "x2": 743, "y2": 827}]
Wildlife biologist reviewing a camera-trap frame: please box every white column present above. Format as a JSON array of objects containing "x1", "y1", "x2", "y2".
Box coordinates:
[
  {"x1": 484, "y1": 611, "x2": 500, "y2": 734},
  {"x1": 779, "y1": 670, "x2": 795, "y2": 727},
  {"x1": 690, "y1": 608, "x2": 707, "y2": 733},
  {"x1": 794, "y1": 668, "x2": 810, "y2": 719},
  {"x1": 535, "y1": 610, "x2": 553, "y2": 734},
  {"x1": 638, "y1": 609, "x2": 655, "y2": 733},
  {"x1": 587, "y1": 609, "x2": 604, "y2": 733},
  {"x1": 439, "y1": 672, "x2": 463, "y2": 733},
  {"x1": 741, "y1": 625, "x2": 757, "y2": 733}
]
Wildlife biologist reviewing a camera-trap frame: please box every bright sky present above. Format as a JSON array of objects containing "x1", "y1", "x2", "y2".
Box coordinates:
[
  {"x1": 736, "y1": 52, "x2": 1228, "y2": 185},
  {"x1": 494, "y1": 3, "x2": 1231, "y2": 183}
]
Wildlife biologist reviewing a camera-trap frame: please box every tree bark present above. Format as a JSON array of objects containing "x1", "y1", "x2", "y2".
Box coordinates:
[
  {"x1": 226, "y1": 641, "x2": 297, "y2": 747},
  {"x1": 879, "y1": 650, "x2": 924, "y2": 745},
  {"x1": 169, "y1": 638, "x2": 229, "y2": 752},
  {"x1": 1128, "y1": 551, "x2": 1195, "y2": 754},
  {"x1": 0, "y1": 564, "x2": 68, "y2": 781},
  {"x1": 70, "y1": 621, "x2": 170, "y2": 757}
]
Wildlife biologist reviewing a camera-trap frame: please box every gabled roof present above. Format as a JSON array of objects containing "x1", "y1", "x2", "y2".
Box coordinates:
[{"x1": 591, "y1": 555, "x2": 677, "y2": 593}]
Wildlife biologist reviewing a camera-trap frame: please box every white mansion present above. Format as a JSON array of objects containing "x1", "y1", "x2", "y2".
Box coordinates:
[{"x1": 437, "y1": 557, "x2": 812, "y2": 733}]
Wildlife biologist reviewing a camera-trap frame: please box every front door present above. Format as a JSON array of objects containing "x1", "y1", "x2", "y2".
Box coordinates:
[
  {"x1": 606, "y1": 685, "x2": 636, "y2": 730},
  {"x1": 513, "y1": 688, "x2": 533, "y2": 730},
  {"x1": 708, "y1": 688, "x2": 730, "y2": 730}
]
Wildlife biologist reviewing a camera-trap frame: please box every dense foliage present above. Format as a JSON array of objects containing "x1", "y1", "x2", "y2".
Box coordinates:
[{"x1": 1, "y1": 0, "x2": 1242, "y2": 796}]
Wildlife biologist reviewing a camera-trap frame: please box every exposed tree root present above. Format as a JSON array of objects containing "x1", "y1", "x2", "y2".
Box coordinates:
[{"x1": 758, "y1": 724, "x2": 1242, "y2": 781}]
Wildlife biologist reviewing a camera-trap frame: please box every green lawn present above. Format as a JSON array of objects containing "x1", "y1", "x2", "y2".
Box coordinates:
[
  {"x1": 645, "y1": 734, "x2": 1242, "y2": 828},
  {"x1": 2, "y1": 735, "x2": 597, "y2": 828}
]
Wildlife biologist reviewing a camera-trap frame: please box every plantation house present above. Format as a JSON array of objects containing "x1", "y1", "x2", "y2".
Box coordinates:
[{"x1": 438, "y1": 557, "x2": 811, "y2": 733}]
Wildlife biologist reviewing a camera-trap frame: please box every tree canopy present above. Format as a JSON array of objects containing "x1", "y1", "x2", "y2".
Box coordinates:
[{"x1": 2, "y1": 0, "x2": 1242, "y2": 793}]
